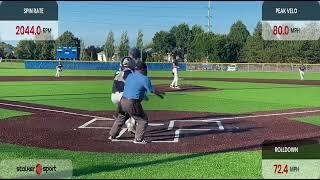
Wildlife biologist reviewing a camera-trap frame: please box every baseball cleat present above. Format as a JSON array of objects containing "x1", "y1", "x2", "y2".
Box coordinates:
[
  {"x1": 108, "y1": 136, "x2": 117, "y2": 141},
  {"x1": 175, "y1": 86, "x2": 181, "y2": 89}
]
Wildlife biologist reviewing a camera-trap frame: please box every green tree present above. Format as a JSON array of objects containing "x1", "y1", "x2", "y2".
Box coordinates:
[
  {"x1": 0, "y1": 42, "x2": 15, "y2": 59},
  {"x1": 226, "y1": 21, "x2": 250, "y2": 61},
  {"x1": 188, "y1": 25, "x2": 205, "y2": 62},
  {"x1": 0, "y1": 48, "x2": 3, "y2": 58},
  {"x1": 55, "y1": 31, "x2": 80, "y2": 47},
  {"x1": 86, "y1": 46, "x2": 99, "y2": 61},
  {"x1": 14, "y1": 40, "x2": 37, "y2": 59},
  {"x1": 207, "y1": 34, "x2": 228, "y2": 62},
  {"x1": 136, "y1": 30, "x2": 143, "y2": 50},
  {"x1": 35, "y1": 41, "x2": 55, "y2": 60},
  {"x1": 104, "y1": 31, "x2": 115, "y2": 60},
  {"x1": 242, "y1": 22, "x2": 265, "y2": 62},
  {"x1": 80, "y1": 39, "x2": 86, "y2": 60},
  {"x1": 191, "y1": 31, "x2": 208, "y2": 62},
  {"x1": 152, "y1": 31, "x2": 176, "y2": 55},
  {"x1": 118, "y1": 31, "x2": 130, "y2": 58},
  {"x1": 170, "y1": 23, "x2": 190, "y2": 55}
]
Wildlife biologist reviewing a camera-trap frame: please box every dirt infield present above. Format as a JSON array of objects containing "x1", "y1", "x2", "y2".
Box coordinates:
[
  {"x1": 0, "y1": 99, "x2": 320, "y2": 153},
  {"x1": 1, "y1": 75, "x2": 320, "y2": 153},
  {"x1": 1, "y1": 76, "x2": 320, "y2": 86}
]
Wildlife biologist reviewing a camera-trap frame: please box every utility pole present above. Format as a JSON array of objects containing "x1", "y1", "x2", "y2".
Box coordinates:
[
  {"x1": 206, "y1": 1, "x2": 213, "y2": 32},
  {"x1": 141, "y1": 48, "x2": 143, "y2": 62}
]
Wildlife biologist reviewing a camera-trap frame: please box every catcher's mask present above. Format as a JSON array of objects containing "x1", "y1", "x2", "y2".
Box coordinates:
[{"x1": 121, "y1": 56, "x2": 134, "y2": 70}]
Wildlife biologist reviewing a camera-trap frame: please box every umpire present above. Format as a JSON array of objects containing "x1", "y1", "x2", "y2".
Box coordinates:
[{"x1": 109, "y1": 61, "x2": 163, "y2": 144}]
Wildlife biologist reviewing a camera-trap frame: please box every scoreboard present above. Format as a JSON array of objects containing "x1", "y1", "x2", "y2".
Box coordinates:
[{"x1": 56, "y1": 47, "x2": 79, "y2": 60}]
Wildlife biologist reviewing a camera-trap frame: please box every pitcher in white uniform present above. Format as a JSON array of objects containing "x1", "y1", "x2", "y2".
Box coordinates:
[{"x1": 170, "y1": 54, "x2": 180, "y2": 89}]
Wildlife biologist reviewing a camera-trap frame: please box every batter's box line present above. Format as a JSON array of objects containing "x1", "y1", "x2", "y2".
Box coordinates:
[
  {"x1": 168, "y1": 120, "x2": 225, "y2": 131},
  {"x1": 78, "y1": 117, "x2": 114, "y2": 129},
  {"x1": 112, "y1": 128, "x2": 224, "y2": 143},
  {"x1": 167, "y1": 108, "x2": 320, "y2": 130},
  {"x1": 78, "y1": 117, "x2": 165, "y2": 129}
]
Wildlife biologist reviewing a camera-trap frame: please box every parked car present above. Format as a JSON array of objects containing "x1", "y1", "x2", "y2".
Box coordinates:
[{"x1": 227, "y1": 64, "x2": 239, "y2": 71}]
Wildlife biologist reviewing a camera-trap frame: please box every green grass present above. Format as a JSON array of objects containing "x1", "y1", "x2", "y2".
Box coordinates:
[
  {"x1": 0, "y1": 62, "x2": 24, "y2": 69},
  {"x1": 0, "y1": 68, "x2": 319, "y2": 80},
  {"x1": 0, "y1": 143, "x2": 262, "y2": 179},
  {"x1": 292, "y1": 115, "x2": 320, "y2": 126},
  {"x1": 0, "y1": 79, "x2": 318, "y2": 113},
  {"x1": 1, "y1": 69, "x2": 320, "y2": 178},
  {"x1": 0, "y1": 108, "x2": 31, "y2": 121}
]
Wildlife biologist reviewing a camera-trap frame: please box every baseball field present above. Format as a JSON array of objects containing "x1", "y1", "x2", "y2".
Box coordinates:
[{"x1": 0, "y1": 62, "x2": 320, "y2": 178}]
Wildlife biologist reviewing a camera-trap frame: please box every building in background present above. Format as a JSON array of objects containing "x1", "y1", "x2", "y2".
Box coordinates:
[
  {"x1": 97, "y1": 51, "x2": 119, "y2": 62},
  {"x1": 97, "y1": 51, "x2": 107, "y2": 61}
]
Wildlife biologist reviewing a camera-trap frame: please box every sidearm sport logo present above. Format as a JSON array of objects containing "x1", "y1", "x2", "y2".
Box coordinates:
[
  {"x1": 1, "y1": 159, "x2": 72, "y2": 179},
  {"x1": 16, "y1": 163, "x2": 57, "y2": 176}
]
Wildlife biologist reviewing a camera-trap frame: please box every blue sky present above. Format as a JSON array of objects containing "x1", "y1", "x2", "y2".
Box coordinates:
[
  {"x1": 6, "y1": 1, "x2": 263, "y2": 47},
  {"x1": 58, "y1": 1, "x2": 262, "y2": 47}
]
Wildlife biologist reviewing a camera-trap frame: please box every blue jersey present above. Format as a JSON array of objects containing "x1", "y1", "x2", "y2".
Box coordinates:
[{"x1": 123, "y1": 72, "x2": 154, "y2": 100}]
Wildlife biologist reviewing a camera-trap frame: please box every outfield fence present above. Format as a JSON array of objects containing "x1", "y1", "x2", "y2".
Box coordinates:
[
  {"x1": 187, "y1": 63, "x2": 318, "y2": 72},
  {"x1": 24, "y1": 60, "x2": 187, "y2": 71},
  {"x1": 0, "y1": 59, "x2": 317, "y2": 72}
]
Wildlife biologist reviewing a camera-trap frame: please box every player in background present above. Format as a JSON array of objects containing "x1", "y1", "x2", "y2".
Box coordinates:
[
  {"x1": 299, "y1": 62, "x2": 306, "y2": 80},
  {"x1": 55, "y1": 61, "x2": 63, "y2": 78},
  {"x1": 170, "y1": 52, "x2": 180, "y2": 89}
]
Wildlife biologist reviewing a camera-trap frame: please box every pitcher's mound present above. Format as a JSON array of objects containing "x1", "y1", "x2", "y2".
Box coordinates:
[{"x1": 154, "y1": 84, "x2": 220, "y2": 92}]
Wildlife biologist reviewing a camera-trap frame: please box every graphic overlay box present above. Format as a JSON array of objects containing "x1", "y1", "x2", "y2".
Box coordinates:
[
  {"x1": 0, "y1": 159, "x2": 73, "y2": 179},
  {"x1": 262, "y1": 138, "x2": 320, "y2": 179},
  {"x1": 262, "y1": 1, "x2": 320, "y2": 41},
  {"x1": 0, "y1": 1, "x2": 58, "y2": 41}
]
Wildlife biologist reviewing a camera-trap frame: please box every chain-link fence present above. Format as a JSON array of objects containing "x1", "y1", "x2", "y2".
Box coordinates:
[{"x1": 186, "y1": 63, "x2": 318, "y2": 72}]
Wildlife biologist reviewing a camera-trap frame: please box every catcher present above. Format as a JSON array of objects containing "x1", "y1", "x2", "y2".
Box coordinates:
[
  {"x1": 109, "y1": 62, "x2": 165, "y2": 144},
  {"x1": 110, "y1": 48, "x2": 142, "y2": 133}
]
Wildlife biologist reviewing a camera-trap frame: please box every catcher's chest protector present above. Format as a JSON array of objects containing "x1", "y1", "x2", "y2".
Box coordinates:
[{"x1": 114, "y1": 71, "x2": 125, "y2": 82}]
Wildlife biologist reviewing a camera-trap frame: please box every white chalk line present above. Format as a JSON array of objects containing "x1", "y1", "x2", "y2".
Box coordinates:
[
  {"x1": 92, "y1": 117, "x2": 164, "y2": 126},
  {"x1": 168, "y1": 109, "x2": 320, "y2": 130},
  {"x1": 0, "y1": 102, "x2": 109, "y2": 119},
  {"x1": 3, "y1": 101, "x2": 320, "y2": 143},
  {"x1": 111, "y1": 127, "x2": 224, "y2": 143},
  {"x1": 0, "y1": 102, "x2": 163, "y2": 127}
]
